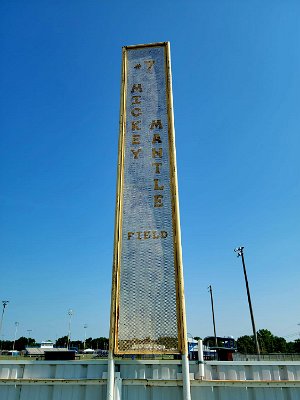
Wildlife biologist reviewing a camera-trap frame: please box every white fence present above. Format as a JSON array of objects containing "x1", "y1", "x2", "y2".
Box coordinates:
[{"x1": 0, "y1": 359, "x2": 300, "y2": 400}]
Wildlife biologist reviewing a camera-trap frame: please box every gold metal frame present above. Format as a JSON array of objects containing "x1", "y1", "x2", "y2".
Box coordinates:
[{"x1": 108, "y1": 42, "x2": 188, "y2": 355}]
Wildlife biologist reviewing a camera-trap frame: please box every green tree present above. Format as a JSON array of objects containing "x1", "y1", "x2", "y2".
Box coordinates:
[
  {"x1": 70, "y1": 340, "x2": 83, "y2": 350},
  {"x1": 286, "y1": 341, "x2": 295, "y2": 353},
  {"x1": 273, "y1": 336, "x2": 287, "y2": 353},
  {"x1": 257, "y1": 329, "x2": 275, "y2": 353},
  {"x1": 85, "y1": 337, "x2": 93, "y2": 349},
  {"x1": 237, "y1": 335, "x2": 256, "y2": 354},
  {"x1": 0, "y1": 340, "x2": 13, "y2": 351},
  {"x1": 56, "y1": 336, "x2": 68, "y2": 348},
  {"x1": 293, "y1": 339, "x2": 300, "y2": 353},
  {"x1": 257, "y1": 329, "x2": 288, "y2": 354},
  {"x1": 237, "y1": 329, "x2": 288, "y2": 354},
  {"x1": 15, "y1": 336, "x2": 36, "y2": 351},
  {"x1": 91, "y1": 337, "x2": 109, "y2": 350},
  {"x1": 26, "y1": 337, "x2": 36, "y2": 348}
]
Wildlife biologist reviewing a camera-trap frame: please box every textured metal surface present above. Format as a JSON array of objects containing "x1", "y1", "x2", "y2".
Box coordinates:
[
  {"x1": 1, "y1": 360, "x2": 300, "y2": 399},
  {"x1": 114, "y1": 43, "x2": 181, "y2": 354}
]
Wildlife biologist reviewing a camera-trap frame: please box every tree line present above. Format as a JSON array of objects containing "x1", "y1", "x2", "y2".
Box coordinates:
[
  {"x1": 236, "y1": 329, "x2": 300, "y2": 354},
  {"x1": 0, "y1": 329, "x2": 299, "y2": 353},
  {"x1": 0, "y1": 336, "x2": 109, "y2": 352}
]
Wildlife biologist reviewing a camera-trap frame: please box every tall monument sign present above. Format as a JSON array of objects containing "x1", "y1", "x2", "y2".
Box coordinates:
[{"x1": 109, "y1": 43, "x2": 188, "y2": 361}]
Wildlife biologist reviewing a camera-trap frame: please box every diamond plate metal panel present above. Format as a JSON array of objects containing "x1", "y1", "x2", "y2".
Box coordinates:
[{"x1": 113, "y1": 43, "x2": 182, "y2": 354}]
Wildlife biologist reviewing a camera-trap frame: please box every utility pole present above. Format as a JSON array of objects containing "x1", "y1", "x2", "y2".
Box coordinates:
[
  {"x1": 0, "y1": 301, "x2": 9, "y2": 339},
  {"x1": 208, "y1": 285, "x2": 218, "y2": 347},
  {"x1": 234, "y1": 246, "x2": 260, "y2": 359}
]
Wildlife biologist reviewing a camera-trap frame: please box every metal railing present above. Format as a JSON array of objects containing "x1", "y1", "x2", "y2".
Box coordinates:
[{"x1": 233, "y1": 352, "x2": 300, "y2": 361}]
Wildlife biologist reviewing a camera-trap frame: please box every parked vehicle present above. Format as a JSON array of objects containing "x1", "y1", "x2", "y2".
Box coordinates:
[{"x1": 93, "y1": 349, "x2": 108, "y2": 358}]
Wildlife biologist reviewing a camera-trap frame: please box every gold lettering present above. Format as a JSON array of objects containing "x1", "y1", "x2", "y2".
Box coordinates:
[
  {"x1": 131, "y1": 107, "x2": 142, "y2": 117},
  {"x1": 150, "y1": 119, "x2": 163, "y2": 130},
  {"x1": 132, "y1": 135, "x2": 140, "y2": 145},
  {"x1": 127, "y1": 230, "x2": 168, "y2": 239},
  {"x1": 152, "y1": 134, "x2": 162, "y2": 144},
  {"x1": 132, "y1": 95, "x2": 141, "y2": 104},
  {"x1": 154, "y1": 195, "x2": 163, "y2": 208},
  {"x1": 131, "y1": 84, "x2": 143, "y2": 93},
  {"x1": 152, "y1": 162, "x2": 162, "y2": 173},
  {"x1": 154, "y1": 179, "x2": 164, "y2": 190},
  {"x1": 132, "y1": 121, "x2": 141, "y2": 131},
  {"x1": 131, "y1": 148, "x2": 142, "y2": 159},
  {"x1": 152, "y1": 148, "x2": 163, "y2": 158},
  {"x1": 152, "y1": 230, "x2": 160, "y2": 239},
  {"x1": 144, "y1": 231, "x2": 151, "y2": 239}
]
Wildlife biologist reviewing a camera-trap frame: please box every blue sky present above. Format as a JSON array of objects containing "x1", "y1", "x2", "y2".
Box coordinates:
[{"x1": 1, "y1": 0, "x2": 300, "y2": 343}]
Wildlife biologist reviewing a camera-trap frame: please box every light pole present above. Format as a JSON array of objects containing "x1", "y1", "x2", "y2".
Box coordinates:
[
  {"x1": 12, "y1": 322, "x2": 19, "y2": 351},
  {"x1": 0, "y1": 301, "x2": 9, "y2": 339},
  {"x1": 234, "y1": 246, "x2": 260, "y2": 359},
  {"x1": 67, "y1": 309, "x2": 73, "y2": 349},
  {"x1": 84, "y1": 324, "x2": 88, "y2": 350},
  {"x1": 26, "y1": 329, "x2": 32, "y2": 348},
  {"x1": 208, "y1": 285, "x2": 218, "y2": 347}
]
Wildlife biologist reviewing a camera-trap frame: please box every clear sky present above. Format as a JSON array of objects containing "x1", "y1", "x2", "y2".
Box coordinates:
[{"x1": 1, "y1": 0, "x2": 300, "y2": 344}]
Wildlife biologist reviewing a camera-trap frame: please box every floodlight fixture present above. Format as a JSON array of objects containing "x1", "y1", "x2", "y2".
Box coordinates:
[{"x1": 234, "y1": 246, "x2": 244, "y2": 257}]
